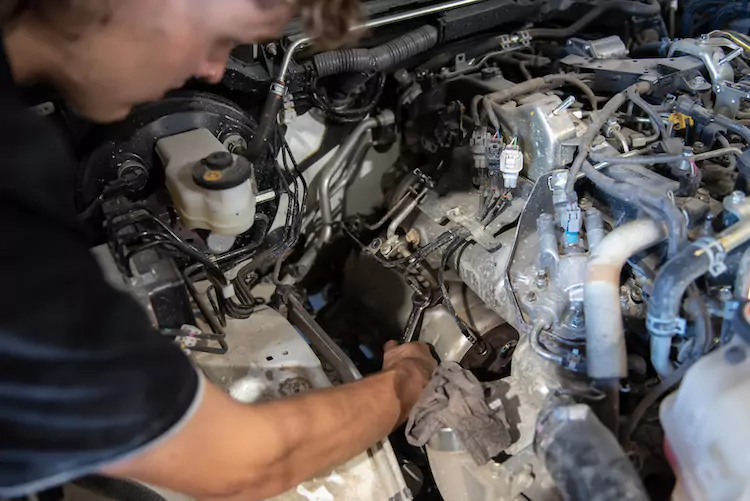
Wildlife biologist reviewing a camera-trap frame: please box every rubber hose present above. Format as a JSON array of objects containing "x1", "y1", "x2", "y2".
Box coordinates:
[
  {"x1": 313, "y1": 25, "x2": 439, "y2": 78},
  {"x1": 714, "y1": 113, "x2": 750, "y2": 144},
  {"x1": 535, "y1": 401, "x2": 649, "y2": 501},
  {"x1": 589, "y1": 153, "x2": 688, "y2": 165},
  {"x1": 75, "y1": 476, "x2": 167, "y2": 501},
  {"x1": 582, "y1": 161, "x2": 685, "y2": 256},
  {"x1": 566, "y1": 91, "x2": 629, "y2": 193},
  {"x1": 526, "y1": 6, "x2": 606, "y2": 38},
  {"x1": 600, "y1": 0, "x2": 661, "y2": 16},
  {"x1": 627, "y1": 86, "x2": 668, "y2": 139}
]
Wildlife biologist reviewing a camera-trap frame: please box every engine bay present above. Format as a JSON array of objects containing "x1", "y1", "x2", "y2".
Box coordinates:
[{"x1": 63, "y1": 0, "x2": 750, "y2": 499}]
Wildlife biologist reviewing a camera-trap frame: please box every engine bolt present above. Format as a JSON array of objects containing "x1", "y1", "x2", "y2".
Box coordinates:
[
  {"x1": 717, "y1": 286, "x2": 733, "y2": 302},
  {"x1": 526, "y1": 291, "x2": 537, "y2": 303},
  {"x1": 534, "y1": 270, "x2": 548, "y2": 290},
  {"x1": 405, "y1": 229, "x2": 421, "y2": 245}
]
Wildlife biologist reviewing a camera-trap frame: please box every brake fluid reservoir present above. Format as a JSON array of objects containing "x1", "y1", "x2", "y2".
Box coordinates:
[
  {"x1": 156, "y1": 128, "x2": 256, "y2": 236},
  {"x1": 660, "y1": 320, "x2": 750, "y2": 501}
]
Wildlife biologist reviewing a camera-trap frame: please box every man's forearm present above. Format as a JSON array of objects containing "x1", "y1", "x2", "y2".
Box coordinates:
[
  {"x1": 230, "y1": 368, "x2": 409, "y2": 499},
  {"x1": 105, "y1": 368, "x2": 412, "y2": 500}
]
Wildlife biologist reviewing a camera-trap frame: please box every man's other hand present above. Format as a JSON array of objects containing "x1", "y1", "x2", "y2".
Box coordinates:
[{"x1": 382, "y1": 341, "x2": 437, "y2": 423}]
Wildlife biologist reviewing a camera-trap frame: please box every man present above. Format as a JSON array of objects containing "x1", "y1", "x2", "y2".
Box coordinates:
[{"x1": 0, "y1": 1, "x2": 437, "y2": 499}]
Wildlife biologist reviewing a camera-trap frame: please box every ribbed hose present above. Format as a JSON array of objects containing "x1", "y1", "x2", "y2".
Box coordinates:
[{"x1": 313, "y1": 25, "x2": 439, "y2": 78}]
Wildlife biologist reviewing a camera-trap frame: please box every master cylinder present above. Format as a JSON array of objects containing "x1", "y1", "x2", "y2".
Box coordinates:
[{"x1": 156, "y1": 128, "x2": 257, "y2": 236}]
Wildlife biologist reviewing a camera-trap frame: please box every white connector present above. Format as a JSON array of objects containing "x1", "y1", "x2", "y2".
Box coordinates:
[{"x1": 500, "y1": 144, "x2": 523, "y2": 188}]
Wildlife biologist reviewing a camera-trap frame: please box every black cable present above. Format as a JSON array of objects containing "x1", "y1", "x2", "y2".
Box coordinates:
[
  {"x1": 438, "y1": 238, "x2": 485, "y2": 349},
  {"x1": 311, "y1": 72, "x2": 386, "y2": 124}
]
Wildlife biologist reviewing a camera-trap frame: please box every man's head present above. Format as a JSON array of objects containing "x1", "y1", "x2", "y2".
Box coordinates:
[{"x1": 1, "y1": 0, "x2": 360, "y2": 122}]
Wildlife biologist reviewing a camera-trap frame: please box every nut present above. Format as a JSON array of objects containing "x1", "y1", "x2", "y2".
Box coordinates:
[{"x1": 405, "y1": 229, "x2": 421, "y2": 245}]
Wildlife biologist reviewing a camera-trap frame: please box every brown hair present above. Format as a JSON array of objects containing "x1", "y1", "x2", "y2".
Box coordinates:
[
  {"x1": 297, "y1": 0, "x2": 363, "y2": 48},
  {"x1": 0, "y1": 0, "x2": 113, "y2": 30},
  {"x1": 1, "y1": 0, "x2": 363, "y2": 48}
]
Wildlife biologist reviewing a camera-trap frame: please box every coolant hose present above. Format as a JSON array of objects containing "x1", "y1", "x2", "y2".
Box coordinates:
[
  {"x1": 313, "y1": 25, "x2": 439, "y2": 78},
  {"x1": 535, "y1": 400, "x2": 649, "y2": 501},
  {"x1": 585, "y1": 219, "x2": 667, "y2": 380},
  {"x1": 581, "y1": 161, "x2": 685, "y2": 257},
  {"x1": 647, "y1": 218, "x2": 750, "y2": 377}
]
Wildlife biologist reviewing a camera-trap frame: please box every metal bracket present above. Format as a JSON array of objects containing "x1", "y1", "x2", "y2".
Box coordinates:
[
  {"x1": 500, "y1": 31, "x2": 531, "y2": 49},
  {"x1": 696, "y1": 237, "x2": 728, "y2": 277},
  {"x1": 412, "y1": 168, "x2": 436, "y2": 189},
  {"x1": 454, "y1": 53, "x2": 469, "y2": 71},
  {"x1": 446, "y1": 207, "x2": 503, "y2": 252}
]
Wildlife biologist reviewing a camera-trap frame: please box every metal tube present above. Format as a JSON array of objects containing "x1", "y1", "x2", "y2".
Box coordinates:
[
  {"x1": 365, "y1": 188, "x2": 415, "y2": 231},
  {"x1": 331, "y1": 130, "x2": 373, "y2": 193},
  {"x1": 318, "y1": 111, "x2": 395, "y2": 245},
  {"x1": 279, "y1": 0, "x2": 491, "y2": 83},
  {"x1": 529, "y1": 320, "x2": 565, "y2": 365},
  {"x1": 693, "y1": 147, "x2": 743, "y2": 162},
  {"x1": 386, "y1": 188, "x2": 428, "y2": 239},
  {"x1": 612, "y1": 129, "x2": 630, "y2": 153}
]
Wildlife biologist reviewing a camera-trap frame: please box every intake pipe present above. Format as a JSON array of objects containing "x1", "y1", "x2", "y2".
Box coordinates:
[
  {"x1": 313, "y1": 25, "x2": 440, "y2": 78},
  {"x1": 585, "y1": 219, "x2": 667, "y2": 380},
  {"x1": 647, "y1": 218, "x2": 750, "y2": 377},
  {"x1": 535, "y1": 400, "x2": 649, "y2": 501}
]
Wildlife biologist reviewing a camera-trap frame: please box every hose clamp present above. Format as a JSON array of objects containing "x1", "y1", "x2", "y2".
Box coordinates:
[
  {"x1": 270, "y1": 81, "x2": 286, "y2": 96},
  {"x1": 695, "y1": 237, "x2": 728, "y2": 277},
  {"x1": 647, "y1": 315, "x2": 687, "y2": 337}
]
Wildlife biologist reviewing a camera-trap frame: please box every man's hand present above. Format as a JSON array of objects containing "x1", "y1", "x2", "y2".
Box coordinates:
[
  {"x1": 382, "y1": 341, "x2": 437, "y2": 424},
  {"x1": 104, "y1": 342, "x2": 438, "y2": 501}
]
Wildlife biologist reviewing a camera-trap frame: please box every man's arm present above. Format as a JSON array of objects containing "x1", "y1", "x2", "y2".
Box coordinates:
[{"x1": 103, "y1": 341, "x2": 435, "y2": 501}]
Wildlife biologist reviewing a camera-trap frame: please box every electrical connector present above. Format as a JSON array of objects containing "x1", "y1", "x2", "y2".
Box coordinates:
[{"x1": 500, "y1": 141, "x2": 523, "y2": 189}]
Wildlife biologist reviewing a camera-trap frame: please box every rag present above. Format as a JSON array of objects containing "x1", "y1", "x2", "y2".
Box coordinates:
[{"x1": 405, "y1": 361, "x2": 512, "y2": 465}]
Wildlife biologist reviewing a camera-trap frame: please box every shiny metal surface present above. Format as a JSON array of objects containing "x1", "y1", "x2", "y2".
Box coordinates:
[
  {"x1": 502, "y1": 93, "x2": 580, "y2": 180},
  {"x1": 427, "y1": 428, "x2": 466, "y2": 452}
]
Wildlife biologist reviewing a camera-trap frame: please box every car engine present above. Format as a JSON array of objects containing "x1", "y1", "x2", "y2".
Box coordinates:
[{"x1": 67, "y1": 0, "x2": 750, "y2": 499}]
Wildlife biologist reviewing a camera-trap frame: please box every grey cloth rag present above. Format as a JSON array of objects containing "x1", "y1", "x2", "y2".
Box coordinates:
[{"x1": 405, "y1": 361, "x2": 512, "y2": 465}]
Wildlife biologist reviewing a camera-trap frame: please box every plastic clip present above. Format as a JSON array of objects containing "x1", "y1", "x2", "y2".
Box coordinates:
[
  {"x1": 647, "y1": 315, "x2": 687, "y2": 337},
  {"x1": 696, "y1": 237, "x2": 728, "y2": 277}
]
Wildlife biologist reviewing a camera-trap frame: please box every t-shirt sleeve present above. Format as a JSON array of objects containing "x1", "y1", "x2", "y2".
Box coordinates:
[{"x1": 0, "y1": 99, "x2": 200, "y2": 497}]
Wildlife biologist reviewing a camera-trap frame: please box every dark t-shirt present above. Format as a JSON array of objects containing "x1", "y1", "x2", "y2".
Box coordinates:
[{"x1": 0, "y1": 41, "x2": 200, "y2": 497}]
